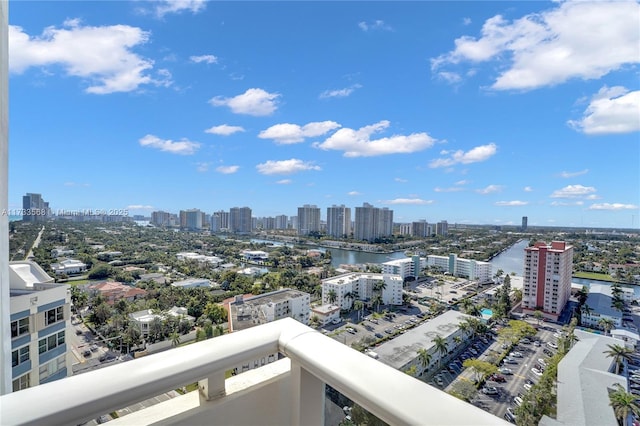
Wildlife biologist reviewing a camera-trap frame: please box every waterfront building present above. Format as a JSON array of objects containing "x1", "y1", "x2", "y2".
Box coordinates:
[
  {"x1": 354, "y1": 203, "x2": 393, "y2": 242},
  {"x1": 211, "y1": 210, "x2": 229, "y2": 232},
  {"x1": 22, "y1": 193, "x2": 49, "y2": 222},
  {"x1": 521, "y1": 241, "x2": 573, "y2": 321},
  {"x1": 227, "y1": 289, "x2": 311, "y2": 333},
  {"x1": 521, "y1": 216, "x2": 528, "y2": 232},
  {"x1": 381, "y1": 255, "x2": 426, "y2": 280},
  {"x1": 180, "y1": 208, "x2": 202, "y2": 231},
  {"x1": 50, "y1": 259, "x2": 87, "y2": 275},
  {"x1": 398, "y1": 223, "x2": 412, "y2": 236},
  {"x1": 151, "y1": 210, "x2": 173, "y2": 227},
  {"x1": 579, "y1": 283, "x2": 628, "y2": 330},
  {"x1": 241, "y1": 250, "x2": 269, "y2": 261},
  {"x1": 321, "y1": 272, "x2": 403, "y2": 309},
  {"x1": 229, "y1": 207, "x2": 252, "y2": 233},
  {"x1": 9, "y1": 261, "x2": 72, "y2": 392},
  {"x1": 275, "y1": 214, "x2": 288, "y2": 230},
  {"x1": 411, "y1": 220, "x2": 430, "y2": 237},
  {"x1": 297, "y1": 204, "x2": 321, "y2": 236},
  {"x1": 326, "y1": 205, "x2": 351, "y2": 238},
  {"x1": 426, "y1": 254, "x2": 492, "y2": 282}
]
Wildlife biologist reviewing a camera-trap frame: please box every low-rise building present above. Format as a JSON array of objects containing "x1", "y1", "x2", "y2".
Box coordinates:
[
  {"x1": 176, "y1": 252, "x2": 223, "y2": 266},
  {"x1": 241, "y1": 250, "x2": 269, "y2": 262},
  {"x1": 129, "y1": 307, "x2": 195, "y2": 338},
  {"x1": 50, "y1": 248, "x2": 74, "y2": 258},
  {"x1": 228, "y1": 289, "x2": 311, "y2": 333},
  {"x1": 381, "y1": 255, "x2": 426, "y2": 280},
  {"x1": 50, "y1": 259, "x2": 87, "y2": 275},
  {"x1": 9, "y1": 261, "x2": 72, "y2": 392},
  {"x1": 426, "y1": 254, "x2": 492, "y2": 282},
  {"x1": 321, "y1": 272, "x2": 403, "y2": 310},
  {"x1": 87, "y1": 282, "x2": 147, "y2": 305},
  {"x1": 171, "y1": 278, "x2": 212, "y2": 289},
  {"x1": 374, "y1": 310, "x2": 474, "y2": 377},
  {"x1": 580, "y1": 283, "x2": 626, "y2": 330},
  {"x1": 138, "y1": 273, "x2": 167, "y2": 284},
  {"x1": 310, "y1": 304, "x2": 341, "y2": 325}
]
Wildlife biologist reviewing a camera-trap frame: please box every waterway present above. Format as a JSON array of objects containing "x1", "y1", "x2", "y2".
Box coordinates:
[{"x1": 489, "y1": 239, "x2": 530, "y2": 277}]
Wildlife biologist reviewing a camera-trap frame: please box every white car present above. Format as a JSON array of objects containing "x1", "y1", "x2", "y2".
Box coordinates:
[
  {"x1": 499, "y1": 367, "x2": 513, "y2": 375},
  {"x1": 524, "y1": 383, "x2": 532, "y2": 391},
  {"x1": 531, "y1": 367, "x2": 544, "y2": 376},
  {"x1": 510, "y1": 352, "x2": 523, "y2": 358},
  {"x1": 538, "y1": 358, "x2": 548, "y2": 367},
  {"x1": 547, "y1": 341, "x2": 558, "y2": 349},
  {"x1": 514, "y1": 396, "x2": 524, "y2": 407},
  {"x1": 533, "y1": 340, "x2": 541, "y2": 347},
  {"x1": 482, "y1": 386, "x2": 499, "y2": 395}
]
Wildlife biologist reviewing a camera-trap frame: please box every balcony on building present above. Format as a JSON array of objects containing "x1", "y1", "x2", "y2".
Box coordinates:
[{"x1": 0, "y1": 318, "x2": 506, "y2": 426}]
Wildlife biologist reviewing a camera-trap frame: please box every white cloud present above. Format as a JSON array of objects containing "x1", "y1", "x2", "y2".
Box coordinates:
[
  {"x1": 559, "y1": 169, "x2": 589, "y2": 178},
  {"x1": 434, "y1": 186, "x2": 465, "y2": 193},
  {"x1": 216, "y1": 165, "x2": 240, "y2": 174},
  {"x1": 127, "y1": 204, "x2": 154, "y2": 210},
  {"x1": 476, "y1": 184, "x2": 504, "y2": 194},
  {"x1": 431, "y1": 1, "x2": 640, "y2": 90},
  {"x1": 568, "y1": 86, "x2": 640, "y2": 135},
  {"x1": 348, "y1": 191, "x2": 361, "y2": 196},
  {"x1": 259, "y1": 121, "x2": 341, "y2": 145},
  {"x1": 429, "y1": 143, "x2": 497, "y2": 168},
  {"x1": 256, "y1": 159, "x2": 321, "y2": 175},
  {"x1": 210, "y1": 88, "x2": 280, "y2": 116},
  {"x1": 589, "y1": 203, "x2": 638, "y2": 211},
  {"x1": 314, "y1": 120, "x2": 437, "y2": 157},
  {"x1": 382, "y1": 198, "x2": 434, "y2": 205},
  {"x1": 64, "y1": 182, "x2": 90, "y2": 187},
  {"x1": 395, "y1": 178, "x2": 408, "y2": 183},
  {"x1": 456, "y1": 180, "x2": 470, "y2": 186},
  {"x1": 9, "y1": 20, "x2": 169, "y2": 94},
  {"x1": 276, "y1": 179, "x2": 292, "y2": 185},
  {"x1": 358, "y1": 20, "x2": 393, "y2": 32},
  {"x1": 550, "y1": 184, "x2": 596, "y2": 199},
  {"x1": 551, "y1": 201, "x2": 584, "y2": 206},
  {"x1": 436, "y1": 71, "x2": 462, "y2": 84},
  {"x1": 196, "y1": 162, "x2": 210, "y2": 172},
  {"x1": 495, "y1": 200, "x2": 528, "y2": 206},
  {"x1": 139, "y1": 134, "x2": 200, "y2": 155},
  {"x1": 155, "y1": 0, "x2": 206, "y2": 17},
  {"x1": 463, "y1": 17, "x2": 472, "y2": 26},
  {"x1": 205, "y1": 124, "x2": 245, "y2": 136},
  {"x1": 319, "y1": 84, "x2": 362, "y2": 99},
  {"x1": 523, "y1": 186, "x2": 533, "y2": 192},
  {"x1": 190, "y1": 54, "x2": 218, "y2": 64}
]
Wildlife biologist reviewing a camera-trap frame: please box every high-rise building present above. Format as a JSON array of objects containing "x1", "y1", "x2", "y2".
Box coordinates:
[
  {"x1": 297, "y1": 205, "x2": 321, "y2": 236},
  {"x1": 229, "y1": 207, "x2": 252, "y2": 233},
  {"x1": 522, "y1": 241, "x2": 574, "y2": 321},
  {"x1": 521, "y1": 216, "x2": 528, "y2": 231},
  {"x1": 326, "y1": 205, "x2": 351, "y2": 238},
  {"x1": 22, "y1": 193, "x2": 49, "y2": 222},
  {"x1": 436, "y1": 220, "x2": 448, "y2": 237},
  {"x1": 211, "y1": 210, "x2": 229, "y2": 232},
  {"x1": 275, "y1": 215, "x2": 288, "y2": 230},
  {"x1": 182, "y1": 209, "x2": 202, "y2": 231},
  {"x1": 151, "y1": 211, "x2": 173, "y2": 227},
  {"x1": 354, "y1": 203, "x2": 393, "y2": 242},
  {"x1": 411, "y1": 220, "x2": 429, "y2": 237}
]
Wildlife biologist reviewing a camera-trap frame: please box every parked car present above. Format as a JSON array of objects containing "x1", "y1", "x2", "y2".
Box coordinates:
[
  {"x1": 482, "y1": 386, "x2": 499, "y2": 395},
  {"x1": 504, "y1": 412, "x2": 516, "y2": 423},
  {"x1": 520, "y1": 338, "x2": 531, "y2": 344},
  {"x1": 90, "y1": 344, "x2": 99, "y2": 352},
  {"x1": 435, "y1": 376, "x2": 444, "y2": 387},
  {"x1": 543, "y1": 348, "x2": 554, "y2": 357},
  {"x1": 499, "y1": 367, "x2": 513, "y2": 375},
  {"x1": 531, "y1": 367, "x2": 544, "y2": 376},
  {"x1": 510, "y1": 352, "x2": 523, "y2": 358},
  {"x1": 538, "y1": 358, "x2": 548, "y2": 367},
  {"x1": 385, "y1": 328, "x2": 394, "y2": 334},
  {"x1": 488, "y1": 374, "x2": 506, "y2": 383},
  {"x1": 82, "y1": 349, "x2": 92, "y2": 357},
  {"x1": 524, "y1": 382, "x2": 532, "y2": 391},
  {"x1": 514, "y1": 396, "x2": 524, "y2": 407},
  {"x1": 504, "y1": 358, "x2": 517, "y2": 364},
  {"x1": 547, "y1": 341, "x2": 558, "y2": 349},
  {"x1": 534, "y1": 340, "x2": 541, "y2": 347},
  {"x1": 374, "y1": 333, "x2": 383, "y2": 339}
]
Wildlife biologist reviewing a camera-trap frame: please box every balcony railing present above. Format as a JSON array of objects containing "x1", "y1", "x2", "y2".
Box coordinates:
[{"x1": 1, "y1": 318, "x2": 507, "y2": 425}]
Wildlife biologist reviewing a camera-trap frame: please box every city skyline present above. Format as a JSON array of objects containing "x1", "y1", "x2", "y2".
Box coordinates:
[{"x1": 7, "y1": 1, "x2": 640, "y2": 228}]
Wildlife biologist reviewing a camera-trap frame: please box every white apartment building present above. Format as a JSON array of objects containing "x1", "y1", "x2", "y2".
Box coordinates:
[
  {"x1": 321, "y1": 273, "x2": 403, "y2": 310},
  {"x1": 522, "y1": 241, "x2": 574, "y2": 321},
  {"x1": 426, "y1": 254, "x2": 492, "y2": 282},
  {"x1": 129, "y1": 307, "x2": 195, "y2": 338},
  {"x1": 9, "y1": 261, "x2": 72, "y2": 392},
  {"x1": 297, "y1": 204, "x2": 321, "y2": 236},
  {"x1": 310, "y1": 304, "x2": 341, "y2": 325},
  {"x1": 381, "y1": 256, "x2": 426, "y2": 280},
  {"x1": 228, "y1": 289, "x2": 311, "y2": 333},
  {"x1": 326, "y1": 205, "x2": 351, "y2": 238},
  {"x1": 50, "y1": 259, "x2": 87, "y2": 276},
  {"x1": 171, "y1": 278, "x2": 212, "y2": 289},
  {"x1": 580, "y1": 283, "x2": 625, "y2": 330}
]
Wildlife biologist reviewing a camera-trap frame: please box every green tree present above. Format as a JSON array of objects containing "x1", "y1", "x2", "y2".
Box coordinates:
[
  {"x1": 353, "y1": 300, "x2": 364, "y2": 322},
  {"x1": 170, "y1": 331, "x2": 181, "y2": 347},
  {"x1": 609, "y1": 383, "x2": 640, "y2": 426},
  {"x1": 203, "y1": 302, "x2": 228, "y2": 324},
  {"x1": 599, "y1": 317, "x2": 615, "y2": 336},
  {"x1": 327, "y1": 289, "x2": 338, "y2": 305},
  {"x1": 604, "y1": 344, "x2": 634, "y2": 375},
  {"x1": 417, "y1": 348, "x2": 432, "y2": 376},
  {"x1": 462, "y1": 358, "x2": 498, "y2": 384},
  {"x1": 533, "y1": 310, "x2": 544, "y2": 326},
  {"x1": 433, "y1": 335, "x2": 448, "y2": 368}
]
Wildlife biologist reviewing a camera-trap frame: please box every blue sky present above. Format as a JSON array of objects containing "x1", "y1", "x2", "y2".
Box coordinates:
[{"x1": 8, "y1": 1, "x2": 640, "y2": 228}]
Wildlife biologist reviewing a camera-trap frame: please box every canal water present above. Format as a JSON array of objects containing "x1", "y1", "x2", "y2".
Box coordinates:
[{"x1": 489, "y1": 239, "x2": 529, "y2": 277}]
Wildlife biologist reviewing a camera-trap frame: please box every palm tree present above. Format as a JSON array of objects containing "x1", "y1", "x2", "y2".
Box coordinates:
[
  {"x1": 327, "y1": 289, "x2": 338, "y2": 305},
  {"x1": 417, "y1": 348, "x2": 432, "y2": 376},
  {"x1": 457, "y1": 320, "x2": 471, "y2": 338},
  {"x1": 353, "y1": 300, "x2": 364, "y2": 322},
  {"x1": 372, "y1": 294, "x2": 383, "y2": 313},
  {"x1": 609, "y1": 383, "x2": 640, "y2": 426},
  {"x1": 343, "y1": 291, "x2": 355, "y2": 310},
  {"x1": 433, "y1": 335, "x2": 448, "y2": 369},
  {"x1": 170, "y1": 331, "x2": 181, "y2": 347},
  {"x1": 604, "y1": 343, "x2": 634, "y2": 375},
  {"x1": 599, "y1": 317, "x2": 615, "y2": 336}
]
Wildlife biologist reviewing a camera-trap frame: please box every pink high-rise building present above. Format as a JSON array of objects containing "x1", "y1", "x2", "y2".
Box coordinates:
[{"x1": 522, "y1": 241, "x2": 574, "y2": 321}]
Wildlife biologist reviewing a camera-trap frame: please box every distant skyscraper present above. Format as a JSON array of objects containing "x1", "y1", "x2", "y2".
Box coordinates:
[
  {"x1": 275, "y1": 215, "x2": 288, "y2": 230},
  {"x1": 151, "y1": 210, "x2": 172, "y2": 227},
  {"x1": 354, "y1": 203, "x2": 393, "y2": 242},
  {"x1": 22, "y1": 193, "x2": 49, "y2": 222},
  {"x1": 436, "y1": 220, "x2": 448, "y2": 237},
  {"x1": 211, "y1": 210, "x2": 229, "y2": 232},
  {"x1": 326, "y1": 205, "x2": 351, "y2": 238},
  {"x1": 522, "y1": 241, "x2": 573, "y2": 321},
  {"x1": 297, "y1": 205, "x2": 321, "y2": 236},
  {"x1": 229, "y1": 207, "x2": 252, "y2": 233},
  {"x1": 411, "y1": 220, "x2": 429, "y2": 237},
  {"x1": 522, "y1": 216, "x2": 528, "y2": 231},
  {"x1": 180, "y1": 209, "x2": 202, "y2": 231}
]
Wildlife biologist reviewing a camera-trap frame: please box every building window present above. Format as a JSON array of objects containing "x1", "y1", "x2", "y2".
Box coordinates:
[
  {"x1": 45, "y1": 306, "x2": 64, "y2": 326},
  {"x1": 12, "y1": 374, "x2": 30, "y2": 392},
  {"x1": 39, "y1": 355, "x2": 66, "y2": 381},
  {"x1": 38, "y1": 330, "x2": 65, "y2": 354},
  {"x1": 12, "y1": 346, "x2": 30, "y2": 367},
  {"x1": 11, "y1": 317, "x2": 29, "y2": 338}
]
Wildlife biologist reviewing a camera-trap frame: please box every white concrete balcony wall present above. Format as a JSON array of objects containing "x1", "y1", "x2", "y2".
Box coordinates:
[{"x1": 0, "y1": 318, "x2": 508, "y2": 426}]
